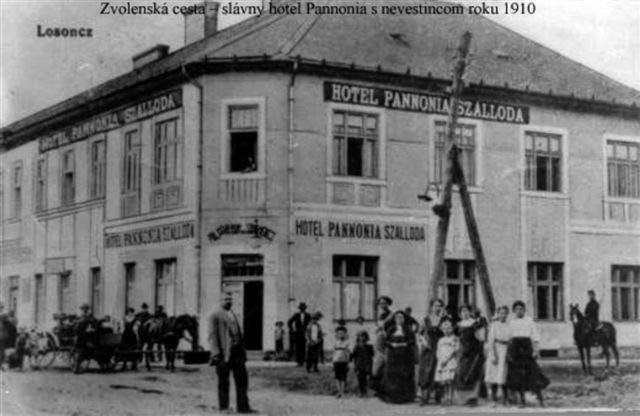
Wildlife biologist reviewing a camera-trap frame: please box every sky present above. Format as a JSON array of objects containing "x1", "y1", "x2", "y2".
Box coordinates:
[{"x1": 1, "y1": 0, "x2": 639, "y2": 127}]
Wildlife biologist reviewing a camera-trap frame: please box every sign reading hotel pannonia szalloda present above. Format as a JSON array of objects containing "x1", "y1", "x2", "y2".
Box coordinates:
[
  {"x1": 295, "y1": 219, "x2": 426, "y2": 242},
  {"x1": 325, "y1": 81, "x2": 530, "y2": 124},
  {"x1": 38, "y1": 89, "x2": 182, "y2": 152}
]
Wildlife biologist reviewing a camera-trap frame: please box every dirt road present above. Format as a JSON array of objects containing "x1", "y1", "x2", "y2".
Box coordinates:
[{"x1": 1, "y1": 360, "x2": 638, "y2": 415}]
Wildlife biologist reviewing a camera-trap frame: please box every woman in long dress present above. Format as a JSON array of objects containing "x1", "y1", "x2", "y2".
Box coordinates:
[
  {"x1": 506, "y1": 300, "x2": 548, "y2": 407},
  {"x1": 417, "y1": 298, "x2": 445, "y2": 405},
  {"x1": 381, "y1": 311, "x2": 416, "y2": 404},
  {"x1": 484, "y1": 305, "x2": 511, "y2": 403},
  {"x1": 455, "y1": 304, "x2": 486, "y2": 406}
]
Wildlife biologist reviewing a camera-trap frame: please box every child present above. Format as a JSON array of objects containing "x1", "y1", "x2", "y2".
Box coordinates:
[
  {"x1": 274, "y1": 321, "x2": 285, "y2": 360},
  {"x1": 306, "y1": 312, "x2": 323, "y2": 372},
  {"x1": 333, "y1": 325, "x2": 350, "y2": 398},
  {"x1": 351, "y1": 330, "x2": 374, "y2": 397},
  {"x1": 434, "y1": 317, "x2": 459, "y2": 405}
]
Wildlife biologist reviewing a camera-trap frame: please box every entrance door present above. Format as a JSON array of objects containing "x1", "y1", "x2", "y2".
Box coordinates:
[{"x1": 243, "y1": 281, "x2": 263, "y2": 350}]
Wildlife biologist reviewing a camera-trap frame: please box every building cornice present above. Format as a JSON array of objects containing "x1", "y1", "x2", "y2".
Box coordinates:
[{"x1": 2, "y1": 56, "x2": 639, "y2": 152}]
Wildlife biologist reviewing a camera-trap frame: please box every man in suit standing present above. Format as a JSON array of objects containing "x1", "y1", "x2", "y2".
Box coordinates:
[
  {"x1": 287, "y1": 302, "x2": 311, "y2": 366},
  {"x1": 209, "y1": 293, "x2": 255, "y2": 414}
]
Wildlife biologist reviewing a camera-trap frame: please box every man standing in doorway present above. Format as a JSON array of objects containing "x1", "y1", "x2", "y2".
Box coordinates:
[
  {"x1": 209, "y1": 293, "x2": 256, "y2": 414},
  {"x1": 287, "y1": 302, "x2": 311, "y2": 366}
]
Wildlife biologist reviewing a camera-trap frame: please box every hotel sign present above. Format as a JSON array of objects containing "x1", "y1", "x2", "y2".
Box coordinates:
[
  {"x1": 324, "y1": 81, "x2": 529, "y2": 124},
  {"x1": 295, "y1": 219, "x2": 426, "y2": 242},
  {"x1": 105, "y1": 220, "x2": 194, "y2": 249},
  {"x1": 38, "y1": 89, "x2": 182, "y2": 153}
]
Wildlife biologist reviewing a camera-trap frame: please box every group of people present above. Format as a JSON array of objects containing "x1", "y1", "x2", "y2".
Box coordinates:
[{"x1": 278, "y1": 295, "x2": 551, "y2": 407}]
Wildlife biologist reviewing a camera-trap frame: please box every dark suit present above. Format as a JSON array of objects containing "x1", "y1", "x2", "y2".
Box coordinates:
[
  {"x1": 287, "y1": 311, "x2": 311, "y2": 365},
  {"x1": 585, "y1": 299, "x2": 599, "y2": 328},
  {"x1": 208, "y1": 308, "x2": 250, "y2": 412}
]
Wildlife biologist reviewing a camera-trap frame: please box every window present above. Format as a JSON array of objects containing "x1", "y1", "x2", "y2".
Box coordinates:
[
  {"x1": 332, "y1": 256, "x2": 377, "y2": 321},
  {"x1": 332, "y1": 111, "x2": 379, "y2": 177},
  {"x1": 122, "y1": 130, "x2": 141, "y2": 217},
  {"x1": 228, "y1": 105, "x2": 259, "y2": 173},
  {"x1": 154, "y1": 119, "x2": 181, "y2": 184},
  {"x1": 528, "y1": 263, "x2": 563, "y2": 321},
  {"x1": 607, "y1": 140, "x2": 639, "y2": 199},
  {"x1": 58, "y1": 271, "x2": 73, "y2": 314},
  {"x1": 441, "y1": 259, "x2": 475, "y2": 319},
  {"x1": 435, "y1": 121, "x2": 476, "y2": 185},
  {"x1": 35, "y1": 274, "x2": 46, "y2": 326},
  {"x1": 61, "y1": 150, "x2": 75, "y2": 206},
  {"x1": 221, "y1": 254, "x2": 264, "y2": 278},
  {"x1": 524, "y1": 131, "x2": 562, "y2": 192},
  {"x1": 611, "y1": 265, "x2": 640, "y2": 321},
  {"x1": 90, "y1": 267, "x2": 102, "y2": 317},
  {"x1": 8, "y1": 276, "x2": 19, "y2": 316},
  {"x1": 155, "y1": 258, "x2": 176, "y2": 315},
  {"x1": 89, "y1": 139, "x2": 106, "y2": 198},
  {"x1": 11, "y1": 163, "x2": 23, "y2": 218},
  {"x1": 35, "y1": 158, "x2": 47, "y2": 211},
  {"x1": 124, "y1": 263, "x2": 136, "y2": 310}
]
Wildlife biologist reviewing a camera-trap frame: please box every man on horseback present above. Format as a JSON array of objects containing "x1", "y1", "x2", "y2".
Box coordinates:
[{"x1": 584, "y1": 290, "x2": 600, "y2": 331}]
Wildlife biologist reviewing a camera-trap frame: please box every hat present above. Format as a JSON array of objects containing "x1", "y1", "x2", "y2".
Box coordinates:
[
  {"x1": 80, "y1": 303, "x2": 90, "y2": 310},
  {"x1": 298, "y1": 302, "x2": 307, "y2": 310},
  {"x1": 141, "y1": 303, "x2": 149, "y2": 309},
  {"x1": 313, "y1": 311, "x2": 323, "y2": 319},
  {"x1": 377, "y1": 296, "x2": 393, "y2": 306}
]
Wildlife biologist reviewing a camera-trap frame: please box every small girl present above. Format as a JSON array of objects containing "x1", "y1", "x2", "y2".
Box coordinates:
[
  {"x1": 274, "y1": 321, "x2": 285, "y2": 359},
  {"x1": 351, "y1": 330, "x2": 374, "y2": 397},
  {"x1": 434, "y1": 317, "x2": 459, "y2": 405},
  {"x1": 333, "y1": 325, "x2": 350, "y2": 398}
]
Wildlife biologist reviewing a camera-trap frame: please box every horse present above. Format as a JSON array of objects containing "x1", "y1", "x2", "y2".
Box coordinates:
[
  {"x1": 569, "y1": 304, "x2": 619, "y2": 375},
  {"x1": 138, "y1": 314, "x2": 199, "y2": 371}
]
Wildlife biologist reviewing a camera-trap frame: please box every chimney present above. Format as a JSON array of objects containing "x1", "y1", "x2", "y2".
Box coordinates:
[
  {"x1": 185, "y1": 0, "x2": 220, "y2": 45},
  {"x1": 132, "y1": 44, "x2": 170, "y2": 69}
]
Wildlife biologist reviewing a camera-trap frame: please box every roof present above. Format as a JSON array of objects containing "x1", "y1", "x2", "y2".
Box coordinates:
[{"x1": 2, "y1": 0, "x2": 639, "y2": 146}]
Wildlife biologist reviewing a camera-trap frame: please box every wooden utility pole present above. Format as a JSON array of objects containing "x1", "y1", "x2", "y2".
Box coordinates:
[
  {"x1": 429, "y1": 32, "x2": 472, "y2": 301},
  {"x1": 428, "y1": 31, "x2": 497, "y2": 316}
]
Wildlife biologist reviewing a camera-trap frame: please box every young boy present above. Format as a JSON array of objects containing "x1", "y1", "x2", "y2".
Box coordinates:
[
  {"x1": 306, "y1": 312, "x2": 323, "y2": 372},
  {"x1": 333, "y1": 325, "x2": 350, "y2": 398},
  {"x1": 274, "y1": 321, "x2": 285, "y2": 359},
  {"x1": 351, "y1": 330, "x2": 374, "y2": 397}
]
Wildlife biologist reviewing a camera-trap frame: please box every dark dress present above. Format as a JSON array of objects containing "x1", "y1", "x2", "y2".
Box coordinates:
[
  {"x1": 506, "y1": 337, "x2": 549, "y2": 391},
  {"x1": 417, "y1": 315, "x2": 443, "y2": 389},
  {"x1": 456, "y1": 320, "x2": 485, "y2": 390},
  {"x1": 382, "y1": 326, "x2": 416, "y2": 404},
  {"x1": 121, "y1": 317, "x2": 140, "y2": 366}
]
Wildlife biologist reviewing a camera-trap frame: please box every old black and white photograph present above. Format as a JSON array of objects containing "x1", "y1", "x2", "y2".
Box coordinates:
[{"x1": 0, "y1": 0, "x2": 639, "y2": 414}]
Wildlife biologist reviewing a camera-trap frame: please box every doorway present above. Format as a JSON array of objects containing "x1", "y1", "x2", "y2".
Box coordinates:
[{"x1": 243, "y1": 281, "x2": 263, "y2": 350}]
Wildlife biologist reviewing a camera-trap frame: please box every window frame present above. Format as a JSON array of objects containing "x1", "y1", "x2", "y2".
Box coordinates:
[
  {"x1": 154, "y1": 258, "x2": 177, "y2": 315},
  {"x1": 528, "y1": 262, "x2": 564, "y2": 322},
  {"x1": 11, "y1": 162, "x2": 23, "y2": 219},
  {"x1": 88, "y1": 136, "x2": 106, "y2": 199},
  {"x1": 520, "y1": 125, "x2": 569, "y2": 198},
  {"x1": 602, "y1": 134, "x2": 640, "y2": 224},
  {"x1": 431, "y1": 117, "x2": 483, "y2": 189},
  {"x1": 60, "y1": 148, "x2": 76, "y2": 207},
  {"x1": 220, "y1": 97, "x2": 266, "y2": 180},
  {"x1": 611, "y1": 264, "x2": 640, "y2": 322},
  {"x1": 34, "y1": 156, "x2": 47, "y2": 212},
  {"x1": 90, "y1": 267, "x2": 102, "y2": 317},
  {"x1": 327, "y1": 103, "x2": 386, "y2": 184},
  {"x1": 121, "y1": 127, "x2": 142, "y2": 217},
  {"x1": 124, "y1": 262, "x2": 136, "y2": 311},
  {"x1": 440, "y1": 259, "x2": 476, "y2": 318},
  {"x1": 332, "y1": 255, "x2": 378, "y2": 322}
]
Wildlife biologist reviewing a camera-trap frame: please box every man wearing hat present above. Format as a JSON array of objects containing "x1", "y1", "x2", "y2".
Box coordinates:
[
  {"x1": 287, "y1": 302, "x2": 311, "y2": 366},
  {"x1": 371, "y1": 296, "x2": 394, "y2": 394},
  {"x1": 73, "y1": 303, "x2": 98, "y2": 374},
  {"x1": 208, "y1": 293, "x2": 255, "y2": 413}
]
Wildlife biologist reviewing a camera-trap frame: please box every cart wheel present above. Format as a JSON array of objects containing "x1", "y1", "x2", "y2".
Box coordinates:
[{"x1": 28, "y1": 333, "x2": 58, "y2": 369}]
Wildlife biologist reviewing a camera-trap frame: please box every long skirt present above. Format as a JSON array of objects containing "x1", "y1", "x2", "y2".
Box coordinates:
[
  {"x1": 456, "y1": 348, "x2": 484, "y2": 390},
  {"x1": 484, "y1": 342, "x2": 508, "y2": 385},
  {"x1": 417, "y1": 347, "x2": 438, "y2": 388},
  {"x1": 506, "y1": 337, "x2": 549, "y2": 392},
  {"x1": 382, "y1": 345, "x2": 416, "y2": 403}
]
